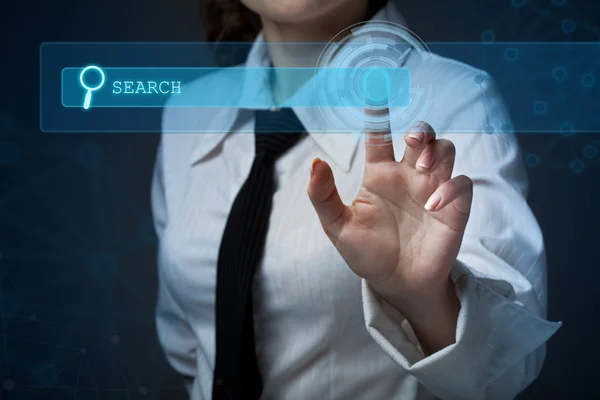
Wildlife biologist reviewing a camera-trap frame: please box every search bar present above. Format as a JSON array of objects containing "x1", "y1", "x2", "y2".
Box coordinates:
[{"x1": 61, "y1": 67, "x2": 411, "y2": 109}]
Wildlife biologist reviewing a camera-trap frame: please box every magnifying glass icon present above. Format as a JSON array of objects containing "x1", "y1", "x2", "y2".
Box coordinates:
[{"x1": 79, "y1": 65, "x2": 106, "y2": 110}]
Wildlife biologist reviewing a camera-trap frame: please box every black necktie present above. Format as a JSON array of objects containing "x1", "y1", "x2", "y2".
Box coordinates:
[{"x1": 212, "y1": 108, "x2": 305, "y2": 400}]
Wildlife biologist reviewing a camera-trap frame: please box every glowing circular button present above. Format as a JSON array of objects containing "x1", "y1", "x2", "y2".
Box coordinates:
[{"x1": 362, "y1": 68, "x2": 389, "y2": 106}]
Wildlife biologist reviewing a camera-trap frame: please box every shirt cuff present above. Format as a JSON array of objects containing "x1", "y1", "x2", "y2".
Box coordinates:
[{"x1": 361, "y1": 260, "x2": 562, "y2": 399}]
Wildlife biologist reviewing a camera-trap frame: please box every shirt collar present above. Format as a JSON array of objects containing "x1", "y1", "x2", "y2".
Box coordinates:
[{"x1": 190, "y1": 1, "x2": 408, "y2": 172}]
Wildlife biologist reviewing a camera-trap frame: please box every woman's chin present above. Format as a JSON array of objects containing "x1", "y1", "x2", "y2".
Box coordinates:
[{"x1": 243, "y1": 0, "x2": 346, "y2": 25}]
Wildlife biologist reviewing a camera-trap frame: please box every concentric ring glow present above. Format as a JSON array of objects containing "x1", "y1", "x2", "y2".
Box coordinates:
[{"x1": 314, "y1": 21, "x2": 437, "y2": 134}]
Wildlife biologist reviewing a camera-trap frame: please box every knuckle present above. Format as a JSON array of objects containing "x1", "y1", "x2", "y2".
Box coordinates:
[
  {"x1": 456, "y1": 175, "x2": 473, "y2": 190},
  {"x1": 464, "y1": 176, "x2": 474, "y2": 190},
  {"x1": 435, "y1": 139, "x2": 456, "y2": 162},
  {"x1": 446, "y1": 179, "x2": 458, "y2": 193},
  {"x1": 412, "y1": 120, "x2": 436, "y2": 142},
  {"x1": 439, "y1": 139, "x2": 456, "y2": 152},
  {"x1": 416, "y1": 120, "x2": 434, "y2": 132}
]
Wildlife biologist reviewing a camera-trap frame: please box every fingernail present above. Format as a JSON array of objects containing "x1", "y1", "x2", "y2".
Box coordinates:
[
  {"x1": 424, "y1": 193, "x2": 442, "y2": 211},
  {"x1": 408, "y1": 130, "x2": 424, "y2": 142},
  {"x1": 310, "y1": 157, "x2": 321, "y2": 177},
  {"x1": 417, "y1": 151, "x2": 435, "y2": 169}
]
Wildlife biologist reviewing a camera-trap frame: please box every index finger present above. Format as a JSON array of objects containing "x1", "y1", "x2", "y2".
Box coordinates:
[{"x1": 364, "y1": 107, "x2": 394, "y2": 163}]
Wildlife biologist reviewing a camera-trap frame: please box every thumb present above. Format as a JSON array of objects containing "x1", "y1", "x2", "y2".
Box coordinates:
[{"x1": 307, "y1": 158, "x2": 350, "y2": 239}]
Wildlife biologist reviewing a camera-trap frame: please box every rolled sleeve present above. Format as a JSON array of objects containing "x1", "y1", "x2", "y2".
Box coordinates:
[{"x1": 362, "y1": 260, "x2": 561, "y2": 400}]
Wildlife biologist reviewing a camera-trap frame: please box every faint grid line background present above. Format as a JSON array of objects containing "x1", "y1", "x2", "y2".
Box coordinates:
[{"x1": 0, "y1": 0, "x2": 599, "y2": 398}]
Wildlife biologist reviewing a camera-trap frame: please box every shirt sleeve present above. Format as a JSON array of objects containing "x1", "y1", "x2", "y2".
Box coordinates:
[
  {"x1": 152, "y1": 139, "x2": 198, "y2": 379},
  {"x1": 362, "y1": 71, "x2": 562, "y2": 400}
]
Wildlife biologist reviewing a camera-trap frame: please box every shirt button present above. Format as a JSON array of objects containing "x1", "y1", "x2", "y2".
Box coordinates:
[{"x1": 216, "y1": 379, "x2": 222, "y2": 386}]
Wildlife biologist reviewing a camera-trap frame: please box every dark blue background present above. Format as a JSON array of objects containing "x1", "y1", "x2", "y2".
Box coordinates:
[{"x1": 0, "y1": 0, "x2": 599, "y2": 398}]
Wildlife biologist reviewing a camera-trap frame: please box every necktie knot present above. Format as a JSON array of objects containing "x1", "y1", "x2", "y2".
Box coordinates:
[{"x1": 254, "y1": 108, "x2": 305, "y2": 159}]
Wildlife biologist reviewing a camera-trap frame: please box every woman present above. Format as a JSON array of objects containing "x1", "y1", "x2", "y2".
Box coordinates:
[{"x1": 153, "y1": 0, "x2": 561, "y2": 399}]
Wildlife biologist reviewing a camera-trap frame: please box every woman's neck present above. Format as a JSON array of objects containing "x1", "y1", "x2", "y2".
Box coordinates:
[
  {"x1": 261, "y1": 0, "x2": 373, "y2": 105},
  {"x1": 261, "y1": 1, "x2": 371, "y2": 68}
]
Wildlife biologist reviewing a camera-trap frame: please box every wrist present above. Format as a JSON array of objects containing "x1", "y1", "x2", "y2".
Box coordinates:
[
  {"x1": 372, "y1": 277, "x2": 461, "y2": 355},
  {"x1": 377, "y1": 277, "x2": 459, "y2": 321}
]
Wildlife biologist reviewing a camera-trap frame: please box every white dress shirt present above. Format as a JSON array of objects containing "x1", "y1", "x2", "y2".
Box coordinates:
[{"x1": 152, "y1": 3, "x2": 561, "y2": 399}]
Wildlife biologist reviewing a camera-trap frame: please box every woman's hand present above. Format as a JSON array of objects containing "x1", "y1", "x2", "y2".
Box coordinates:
[{"x1": 307, "y1": 110, "x2": 473, "y2": 354}]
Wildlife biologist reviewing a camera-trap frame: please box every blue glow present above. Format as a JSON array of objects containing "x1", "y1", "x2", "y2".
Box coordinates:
[
  {"x1": 560, "y1": 122, "x2": 574, "y2": 136},
  {"x1": 473, "y1": 74, "x2": 485, "y2": 85},
  {"x1": 61, "y1": 67, "x2": 411, "y2": 108},
  {"x1": 525, "y1": 153, "x2": 541, "y2": 168},
  {"x1": 481, "y1": 30, "x2": 495, "y2": 42},
  {"x1": 504, "y1": 47, "x2": 519, "y2": 61},
  {"x1": 361, "y1": 69, "x2": 390, "y2": 106},
  {"x1": 562, "y1": 19, "x2": 576, "y2": 34},
  {"x1": 40, "y1": 42, "x2": 600, "y2": 133},
  {"x1": 533, "y1": 101, "x2": 548, "y2": 115},
  {"x1": 583, "y1": 145, "x2": 597, "y2": 159},
  {"x1": 552, "y1": 66, "x2": 568, "y2": 81},
  {"x1": 570, "y1": 159, "x2": 584, "y2": 173},
  {"x1": 581, "y1": 73, "x2": 596, "y2": 88},
  {"x1": 79, "y1": 65, "x2": 106, "y2": 110}
]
